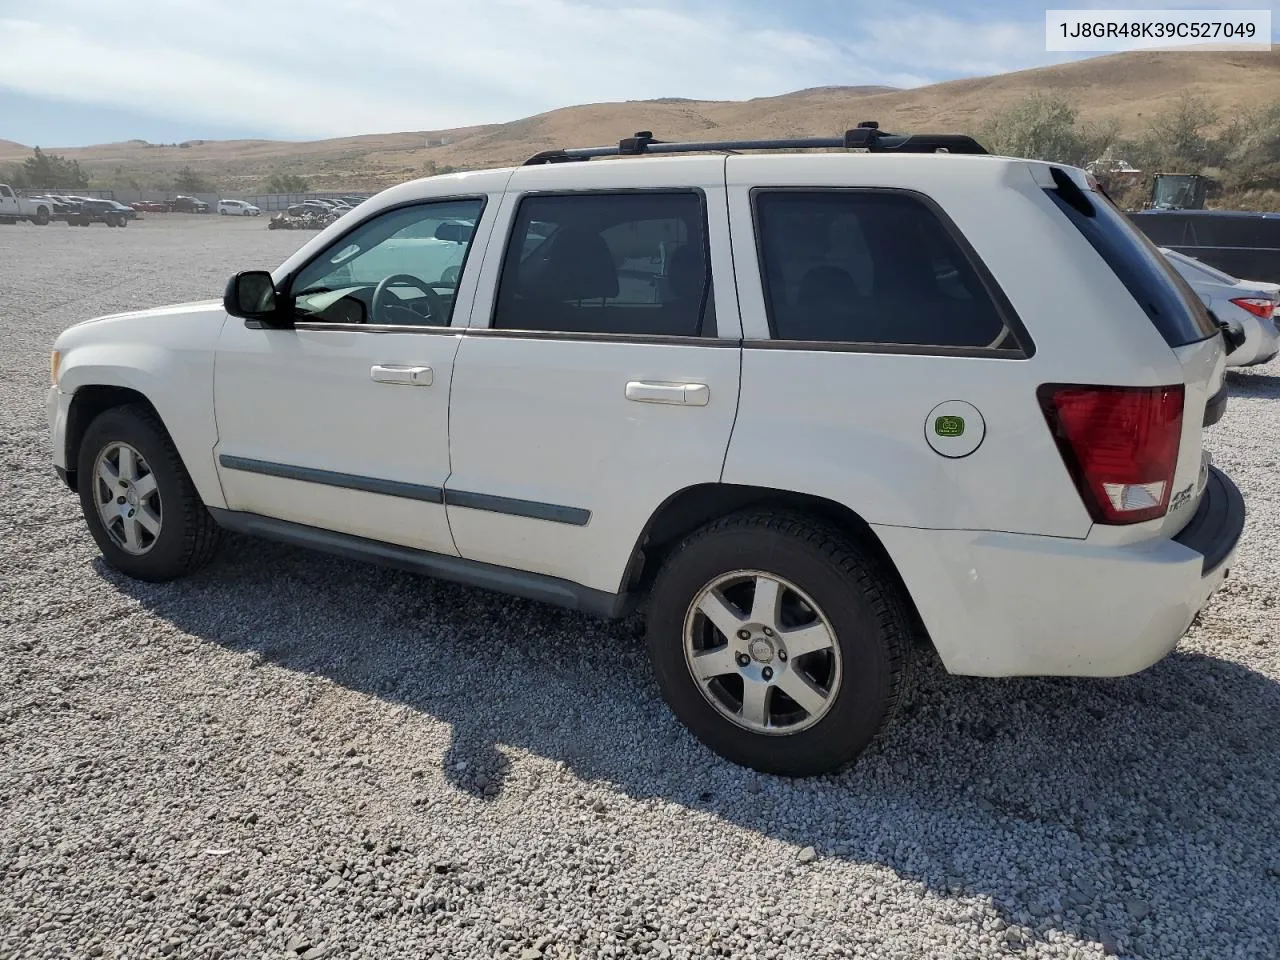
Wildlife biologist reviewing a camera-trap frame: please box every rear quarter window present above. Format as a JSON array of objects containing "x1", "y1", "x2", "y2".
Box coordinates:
[
  {"x1": 1046, "y1": 185, "x2": 1218, "y2": 347},
  {"x1": 751, "y1": 189, "x2": 1026, "y2": 354}
]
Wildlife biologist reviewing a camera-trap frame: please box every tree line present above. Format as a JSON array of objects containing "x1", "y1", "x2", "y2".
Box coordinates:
[
  {"x1": 979, "y1": 92, "x2": 1280, "y2": 208},
  {"x1": 0, "y1": 149, "x2": 312, "y2": 195}
]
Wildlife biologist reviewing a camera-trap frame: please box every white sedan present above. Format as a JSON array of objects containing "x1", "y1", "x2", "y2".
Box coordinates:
[
  {"x1": 217, "y1": 199, "x2": 262, "y2": 217},
  {"x1": 1161, "y1": 247, "x2": 1279, "y2": 367}
]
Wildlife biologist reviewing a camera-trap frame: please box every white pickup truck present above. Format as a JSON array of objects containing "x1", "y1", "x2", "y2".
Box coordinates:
[{"x1": 0, "y1": 184, "x2": 53, "y2": 225}]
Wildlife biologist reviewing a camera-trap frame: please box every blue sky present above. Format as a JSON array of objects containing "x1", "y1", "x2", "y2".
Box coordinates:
[{"x1": 0, "y1": 0, "x2": 1274, "y2": 146}]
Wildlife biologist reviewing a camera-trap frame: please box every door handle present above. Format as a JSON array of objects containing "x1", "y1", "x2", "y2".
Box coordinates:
[
  {"x1": 371, "y1": 364, "x2": 432, "y2": 386},
  {"x1": 625, "y1": 381, "x2": 710, "y2": 406}
]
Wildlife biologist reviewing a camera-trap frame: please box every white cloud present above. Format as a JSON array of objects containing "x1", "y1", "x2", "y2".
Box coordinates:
[
  {"x1": 0, "y1": 0, "x2": 1076, "y2": 139},
  {"x1": 853, "y1": 13, "x2": 1068, "y2": 78}
]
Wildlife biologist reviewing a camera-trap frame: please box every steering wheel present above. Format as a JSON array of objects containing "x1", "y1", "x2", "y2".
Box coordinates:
[{"x1": 372, "y1": 273, "x2": 446, "y2": 325}]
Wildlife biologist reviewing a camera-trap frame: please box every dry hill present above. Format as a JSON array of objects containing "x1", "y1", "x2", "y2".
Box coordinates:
[{"x1": 1, "y1": 50, "x2": 1277, "y2": 191}]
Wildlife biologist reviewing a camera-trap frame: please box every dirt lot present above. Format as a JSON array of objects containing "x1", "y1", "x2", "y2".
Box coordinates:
[{"x1": 1, "y1": 215, "x2": 1278, "y2": 960}]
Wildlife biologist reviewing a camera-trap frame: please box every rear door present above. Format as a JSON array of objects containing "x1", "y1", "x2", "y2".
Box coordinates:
[{"x1": 444, "y1": 156, "x2": 742, "y2": 596}]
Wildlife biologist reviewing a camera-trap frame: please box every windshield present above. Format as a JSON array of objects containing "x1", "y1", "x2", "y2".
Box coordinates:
[{"x1": 1047, "y1": 182, "x2": 1219, "y2": 347}]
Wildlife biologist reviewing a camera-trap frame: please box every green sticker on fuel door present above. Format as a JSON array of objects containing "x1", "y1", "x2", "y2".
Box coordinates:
[{"x1": 934, "y1": 415, "x2": 965, "y2": 438}]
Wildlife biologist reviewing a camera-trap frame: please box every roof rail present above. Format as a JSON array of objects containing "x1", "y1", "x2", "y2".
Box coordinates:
[{"x1": 522, "y1": 121, "x2": 988, "y2": 165}]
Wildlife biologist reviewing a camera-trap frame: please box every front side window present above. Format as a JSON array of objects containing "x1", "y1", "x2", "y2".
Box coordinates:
[
  {"x1": 290, "y1": 198, "x2": 484, "y2": 326},
  {"x1": 493, "y1": 192, "x2": 714, "y2": 337},
  {"x1": 753, "y1": 190, "x2": 1016, "y2": 351}
]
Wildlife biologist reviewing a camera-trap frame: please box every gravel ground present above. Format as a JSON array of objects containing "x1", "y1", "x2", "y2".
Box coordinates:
[{"x1": 1, "y1": 215, "x2": 1278, "y2": 960}]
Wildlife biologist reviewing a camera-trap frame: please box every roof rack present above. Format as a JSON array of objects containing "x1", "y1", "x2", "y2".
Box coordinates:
[{"x1": 523, "y1": 121, "x2": 988, "y2": 166}]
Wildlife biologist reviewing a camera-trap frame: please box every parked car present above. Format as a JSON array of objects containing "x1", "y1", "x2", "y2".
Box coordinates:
[
  {"x1": 170, "y1": 195, "x2": 209, "y2": 214},
  {"x1": 28, "y1": 195, "x2": 77, "y2": 222},
  {"x1": 67, "y1": 198, "x2": 136, "y2": 227},
  {"x1": 132, "y1": 200, "x2": 172, "y2": 213},
  {"x1": 1161, "y1": 247, "x2": 1279, "y2": 367},
  {"x1": 46, "y1": 126, "x2": 1246, "y2": 776},
  {"x1": 0, "y1": 184, "x2": 53, "y2": 224},
  {"x1": 218, "y1": 199, "x2": 262, "y2": 217}
]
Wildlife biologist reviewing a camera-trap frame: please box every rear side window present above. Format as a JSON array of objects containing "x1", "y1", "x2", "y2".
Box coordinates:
[
  {"x1": 752, "y1": 190, "x2": 1019, "y2": 352},
  {"x1": 1046, "y1": 186, "x2": 1218, "y2": 347},
  {"x1": 493, "y1": 192, "x2": 714, "y2": 337}
]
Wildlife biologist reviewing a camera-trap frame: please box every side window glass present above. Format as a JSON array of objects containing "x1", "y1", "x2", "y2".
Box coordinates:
[
  {"x1": 493, "y1": 192, "x2": 714, "y2": 337},
  {"x1": 290, "y1": 198, "x2": 484, "y2": 326},
  {"x1": 753, "y1": 191, "x2": 1014, "y2": 350}
]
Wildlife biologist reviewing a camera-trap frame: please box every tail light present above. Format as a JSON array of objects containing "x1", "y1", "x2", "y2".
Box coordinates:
[
  {"x1": 1038, "y1": 384, "x2": 1185, "y2": 525},
  {"x1": 1229, "y1": 297, "x2": 1275, "y2": 320}
]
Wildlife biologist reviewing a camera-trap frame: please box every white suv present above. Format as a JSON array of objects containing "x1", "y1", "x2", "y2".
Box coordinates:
[
  {"x1": 47, "y1": 127, "x2": 1247, "y2": 776},
  {"x1": 217, "y1": 199, "x2": 261, "y2": 216}
]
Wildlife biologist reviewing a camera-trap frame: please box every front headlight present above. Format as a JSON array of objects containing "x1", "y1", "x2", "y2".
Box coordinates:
[{"x1": 50, "y1": 350, "x2": 61, "y2": 386}]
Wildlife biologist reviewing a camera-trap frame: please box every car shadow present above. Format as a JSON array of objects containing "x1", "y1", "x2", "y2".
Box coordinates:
[
  {"x1": 106, "y1": 535, "x2": 1280, "y2": 957},
  {"x1": 1226, "y1": 368, "x2": 1280, "y2": 398}
]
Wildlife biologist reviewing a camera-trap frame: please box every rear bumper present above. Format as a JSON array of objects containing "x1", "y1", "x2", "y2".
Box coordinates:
[
  {"x1": 874, "y1": 467, "x2": 1246, "y2": 677},
  {"x1": 1228, "y1": 315, "x2": 1280, "y2": 366},
  {"x1": 1172, "y1": 466, "x2": 1245, "y2": 574}
]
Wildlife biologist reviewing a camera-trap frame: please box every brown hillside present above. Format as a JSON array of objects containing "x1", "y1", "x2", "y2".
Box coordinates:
[{"x1": 1, "y1": 50, "x2": 1277, "y2": 191}]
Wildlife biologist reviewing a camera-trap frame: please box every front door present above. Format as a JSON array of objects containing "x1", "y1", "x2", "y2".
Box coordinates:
[
  {"x1": 213, "y1": 195, "x2": 492, "y2": 554},
  {"x1": 445, "y1": 157, "x2": 743, "y2": 595}
]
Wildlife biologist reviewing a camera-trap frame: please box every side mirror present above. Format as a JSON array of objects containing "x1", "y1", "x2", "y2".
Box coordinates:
[{"x1": 224, "y1": 270, "x2": 284, "y2": 324}]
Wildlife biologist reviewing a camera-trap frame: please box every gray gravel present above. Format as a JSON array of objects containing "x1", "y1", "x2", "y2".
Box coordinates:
[{"x1": 2, "y1": 215, "x2": 1278, "y2": 960}]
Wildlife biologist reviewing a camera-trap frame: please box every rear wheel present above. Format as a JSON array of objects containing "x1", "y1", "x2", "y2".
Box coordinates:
[
  {"x1": 645, "y1": 510, "x2": 911, "y2": 776},
  {"x1": 76, "y1": 405, "x2": 222, "y2": 581},
  {"x1": 34, "y1": 207, "x2": 50, "y2": 225}
]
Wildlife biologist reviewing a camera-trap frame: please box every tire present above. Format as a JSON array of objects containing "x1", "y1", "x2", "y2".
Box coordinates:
[
  {"x1": 75, "y1": 404, "x2": 222, "y2": 582},
  {"x1": 34, "y1": 207, "x2": 50, "y2": 225},
  {"x1": 119, "y1": 217, "x2": 129, "y2": 228},
  {"x1": 645, "y1": 510, "x2": 911, "y2": 777}
]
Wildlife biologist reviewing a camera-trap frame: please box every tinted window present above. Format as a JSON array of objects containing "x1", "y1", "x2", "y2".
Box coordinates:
[
  {"x1": 493, "y1": 192, "x2": 714, "y2": 337},
  {"x1": 290, "y1": 198, "x2": 484, "y2": 327},
  {"x1": 1047, "y1": 188, "x2": 1218, "y2": 347},
  {"x1": 753, "y1": 191, "x2": 1014, "y2": 350}
]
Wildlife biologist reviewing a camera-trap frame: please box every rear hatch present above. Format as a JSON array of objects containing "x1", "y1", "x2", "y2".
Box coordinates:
[{"x1": 1038, "y1": 165, "x2": 1227, "y2": 539}]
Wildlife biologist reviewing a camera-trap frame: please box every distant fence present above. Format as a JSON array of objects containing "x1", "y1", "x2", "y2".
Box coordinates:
[{"x1": 24, "y1": 188, "x2": 377, "y2": 212}]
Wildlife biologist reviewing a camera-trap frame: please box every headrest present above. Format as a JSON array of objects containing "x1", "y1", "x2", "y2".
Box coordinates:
[{"x1": 534, "y1": 227, "x2": 618, "y2": 301}]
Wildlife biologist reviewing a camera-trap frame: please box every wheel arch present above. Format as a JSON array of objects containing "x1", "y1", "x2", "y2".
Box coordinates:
[
  {"x1": 58, "y1": 375, "x2": 226, "y2": 510},
  {"x1": 623, "y1": 483, "x2": 927, "y2": 640},
  {"x1": 62, "y1": 385, "x2": 165, "y2": 489}
]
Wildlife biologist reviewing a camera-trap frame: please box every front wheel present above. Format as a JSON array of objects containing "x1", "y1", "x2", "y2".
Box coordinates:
[
  {"x1": 645, "y1": 510, "x2": 911, "y2": 776},
  {"x1": 76, "y1": 405, "x2": 222, "y2": 582}
]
